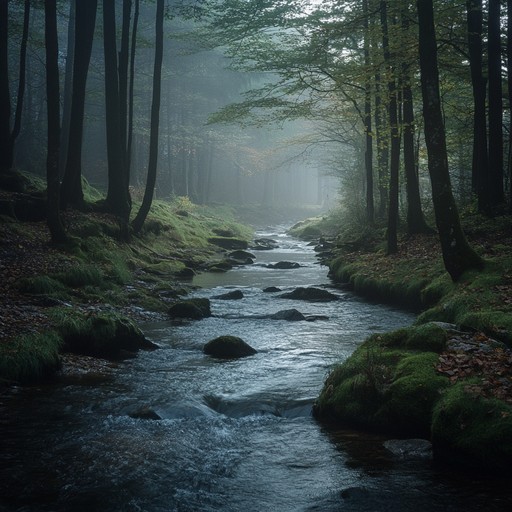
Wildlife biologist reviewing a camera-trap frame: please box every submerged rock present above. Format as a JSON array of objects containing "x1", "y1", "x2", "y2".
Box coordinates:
[
  {"x1": 203, "y1": 335, "x2": 257, "y2": 359},
  {"x1": 168, "y1": 298, "x2": 211, "y2": 319},
  {"x1": 212, "y1": 290, "x2": 244, "y2": 300},
  {"x1": 383, "y1": 439, "x2": 433, "y2": 460},
  {"x1": 279, "y1": 287, "x2": 338, "y2": 302},
  {"x1": 263, "y1": 286, "x2": 281, "y2": 293},
  {"x1": 267, "y1": 261, "x2": 301, "y2": 269},
  {"x1": 251, "y1": 238, "x2": 279, "y2": 251}
]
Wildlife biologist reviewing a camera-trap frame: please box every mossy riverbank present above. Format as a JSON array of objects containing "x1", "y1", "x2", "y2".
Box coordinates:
[
  {"x1": 0, "y1": 185, "x2": 253, "y2": 384},
  {"x1": 292, "y1": 211, "x2": 512, "y2": 473}
]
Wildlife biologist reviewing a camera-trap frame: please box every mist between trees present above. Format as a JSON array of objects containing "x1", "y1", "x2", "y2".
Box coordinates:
[{"x1": 1, "y1": 0, "x2": 510, "y2": 279}]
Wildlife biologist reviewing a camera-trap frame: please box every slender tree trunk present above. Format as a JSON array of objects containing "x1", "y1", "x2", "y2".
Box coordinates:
[
  {"x1": 466, "y1": 0, "x2": 489, "y2": 211},
  {"x1": 0, "y1": 0, "x2": 30, "y2": 174},
  {"x1": 60, "y1": 0, "x2": 97, "y2": 209},
  {"x1": 417, "y1": 0, "x2": 482, "y2": 281},
  {"x1": 508, "y1": 0, "x2": 512, "y2": 212},
  {"x1": 119, "y1": 0, "x2": 131, "y2": 162},
  {"x1": 103, "y1": 0, "x2": 131, "y2": 228},
  {"x1": 381, "y1": 0, "x2": 400, "y2": 255},
  {"x1": 132, "y1": 0, "x2": 164, "y2": 233},
  {"x1": 487, "y1": 0, "x2": 505, "y2": 209},
  {"x1": 44, "y1": 0, "x2": 67, "y2": 243},
  {"x1": 363, "y1": 0, "x2": 374, "y2": 225},
  {"x1": 59, "y1": 0, "x2": 75, "y2": 177},
  {"x1": 374, "y1": 73, "x2": 388, "y2": 219},
  {"x1": 127, "y1": 0, "x2": 139, "y2": 178}
]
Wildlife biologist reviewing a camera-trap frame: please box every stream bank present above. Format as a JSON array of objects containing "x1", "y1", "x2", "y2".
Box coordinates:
[{"x1": 2, "y1": 226, "x2": 512, "y2": 511}]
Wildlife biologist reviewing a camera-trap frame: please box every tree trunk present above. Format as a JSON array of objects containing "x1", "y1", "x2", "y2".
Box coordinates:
[
  {"x1": 0, "y1": 0, "x2": 30, "y2": 174},
  {"x1": 119, "y1": 0, "x2": 131, "y2": 164},
  {"x1": 59, "y1": 0, "x2": 75, "y2": 177},
  {"x1": 487, "y1": 0, "x2": 505, "y2": 209},
  {"x1": 508, "y1": 0, "x2": 512, "y2": 213},
  {"x1": 60, "y1": 0, "x2": 97, "y2": 209},
  {"x1": 103, "y1": 0, "x2": 131, "y2": 227},
  {"x1": 380, "y1": 0, "x2": 400, "y2": 255},
  {"x1": 127, "y1": 0, "x2": 139, "y2": 177},
  {"x1": 374, "y1": 72, "x2": 388, "y2": 219},
  {"x1": 44, "y1": 0, "x2": 67, "y2": 243},
  {"x1": 132, "y1": 0, "x2": 164, "y2": 233},
  {"x1": 363, "y1": 0, "x2": 374, "y2": 225},
  {"x1": 466, "y1": 0, "x2": 489, "y2": 211},
  {"x1": 417, "y1": 0, "x2": 482, "y2": 281}
]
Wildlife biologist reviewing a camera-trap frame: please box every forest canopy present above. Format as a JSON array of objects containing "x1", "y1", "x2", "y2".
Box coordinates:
[{"x1": 1, "y1": 0, "x2": 511, "y2": 279}]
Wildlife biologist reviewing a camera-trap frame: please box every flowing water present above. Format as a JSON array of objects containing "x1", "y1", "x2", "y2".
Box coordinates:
[{"x1": 1, "y1": 227, "x2": 512, "y2": 512}]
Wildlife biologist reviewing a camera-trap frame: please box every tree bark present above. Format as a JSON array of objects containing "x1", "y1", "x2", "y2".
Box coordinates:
[
  {"x1": 380, "y1": 0, "x2": 400, "y2": 255},
  {"x1": 363, "y1": 0, "x2": 374, "y2": 225},
  {"x1": 44, "y1": 0, "x2": 67, "y2": 242},
  {"x1": 103, "y1": 0, "x2": 131, "y2": 228},
  {"x1": 127, "y1": 0, "x2": 139, "y2": 178},
  {"x1": 417, "y1": 0, "x2": 482, "y2": 281},
  {"x1": 487, "y1": 0, "x2": 505, "y2": 210},
  {"x1": 60, "y1": 0, "x2": 98, "y2": 209},
  {"x1": 0, "y1": 0, "x2": 30, "y2": 173},
  {"x1": 466, "y1": 0, "x2": 489, "y2": 211},
  {"x1": 59, "y1": 0, "x2": 75, "y2": 177},
  {"x1": 132, "y1": 0, "x2": 164, "y2": 233}
]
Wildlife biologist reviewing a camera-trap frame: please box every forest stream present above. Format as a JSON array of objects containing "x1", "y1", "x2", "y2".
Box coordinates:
[{"x1": 1, "y1": 226, "x2": 512, "y2": 512}]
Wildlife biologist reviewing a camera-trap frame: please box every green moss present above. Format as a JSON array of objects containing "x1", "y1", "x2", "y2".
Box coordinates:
[
  {"x1": 315, "y1": 329, "x2": 450, "y2": 436},
  {"x1": 54, "y1": 309, "x2": 148, "y2": 358},
  {"x1": 432, "y1": 382, "x2": 512, "y2": 472},
  {"x1": 55, "y1": 264, "x2": 104, "y2": 288},
  {"x1": 17, "y1": 275, "x2": 66, "y2": 295},
  {"x1": 0, "y1": 331, "x2": 62, "y2": 384}
]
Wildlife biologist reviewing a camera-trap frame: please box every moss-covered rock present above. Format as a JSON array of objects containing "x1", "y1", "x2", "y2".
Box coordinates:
[
  {"x1": 431, "y1": 382, "x2": 512, "y2": 473},
  {"x1": 168, "y1": 298, "x2": 211, "y2": 319},
  {"x1": 203, "y1": 335, "x2": 257, "y2": 359},
  {"x1": 58, "y1": 311, "x2": 157, "y2": 359},
  {"x1": 207, "y1": 237, "x2": 248, "y2": 250},
  {"x1": 314, "y1": 327, "x2": 450, "y2": 437}
]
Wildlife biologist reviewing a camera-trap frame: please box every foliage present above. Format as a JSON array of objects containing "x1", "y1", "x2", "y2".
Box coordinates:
[
  {"x1": 0, "y1": 331, "x2": 62, "y2": 384},
  {"x1": 432, "y1": 381, "x2": 512, "y2": 472},
  {"x1": 315, "y1": 328, "x2": 450, "y2": 437}
]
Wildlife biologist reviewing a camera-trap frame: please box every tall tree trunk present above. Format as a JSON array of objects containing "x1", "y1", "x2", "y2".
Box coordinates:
[
  {"x1": 401, "y1": 5, "x2": 431, "y2": 235},
  {"x1": 487, "y1": 0, "x2": 505, "y2": 209},
  {"x1": 59, "y1": 0, "x2": 75, "y2": 177},
  {"x1": 127, "y1": 0, "x2": 139, "y2": 178},
  {"x1": 119, "y1": 0, "x2": 131, "y2": 163},
  {"x1": 103, "y1": 0, "x2": 131, "y2": 229},
  {"x1": 60, "y1": 0, "x2": 97, "y2": 209},
  {"x1": 381, "y1": 0, "x2": 400, "y2": 255},
  {"x1": 417, "y1": 0, "x2": 482, "y2": 282},
  {"x1": 44, "y1": 0, "x2": 67, "y2": 243},
  {"x1": 508, "y1": 0, "x2": 512, "y2": 212},
  {"x1": 374, "y1": 72, "x2": 388, "y2": 219},
  {"x1": 132, "y1": 0, "x2": 164, "y2": 233},
  {"x1": 0, "y1": 0, "x2": 30, "y2": 174},
  {"x1": 363, "y1": 0, "x2": 374, "y2": 225},
  {"x1": 466, "y1": 0, "x2": 489, "y2": 211}
]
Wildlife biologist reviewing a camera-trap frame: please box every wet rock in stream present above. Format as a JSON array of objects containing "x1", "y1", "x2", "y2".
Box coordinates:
[
  {"x1": 212, "y1": 289, "x2": 244, "y2": 300},
  {"x1": 203, "y1": 335, "x2": 257, "y2": 359},
  {"x1": 168, "y1": 298, "x2": 212, "y2": 319},
  {"x1": 279, "y1": 286, "x2": 339, "y2": 302}
]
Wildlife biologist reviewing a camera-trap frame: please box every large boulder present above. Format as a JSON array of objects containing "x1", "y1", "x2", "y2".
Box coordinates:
[
  {"x1": 61, "y1": 312, "x2": 158, "y2": 359},
  {"x1": 208, "y1": 237, "x2": 248, "y2": 250},
  {"x1": 203, "y1": 335, "x2": 257, "y2": 359},
  {"x1": 229, "y1": 250, "x2": 256, "y2": 261},
  {"x1": 270, "y1": 309, "x2": 306, "y2": 321},
  {"x1": 212, "y1": 290, "x2": 244, "y2": 300},
  {"x1": 168, "y1": 298, "x2": 211, "y2": 319},
  {"x1": 279, "y1": 287, "x2": 338, "y2": 302}
]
